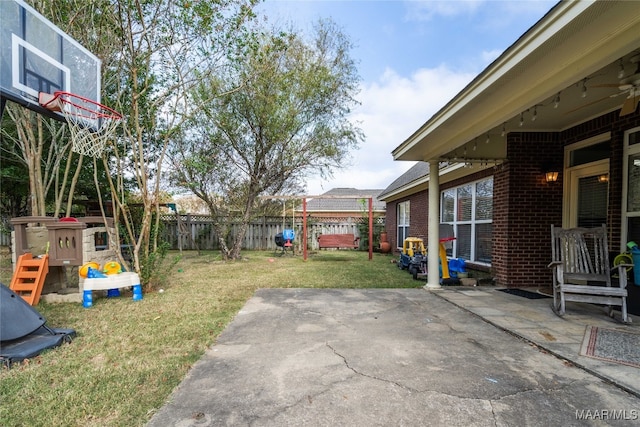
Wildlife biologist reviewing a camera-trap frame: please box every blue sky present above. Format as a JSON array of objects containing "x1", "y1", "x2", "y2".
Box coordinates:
[{"x1": 257, "y1": 0, "x2": 559, "y2": 195}]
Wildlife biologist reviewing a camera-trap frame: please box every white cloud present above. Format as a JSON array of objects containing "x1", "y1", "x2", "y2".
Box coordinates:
[
  {"x1": 304, "y1": 64, "x2": 475, "y2": 195},
  {"x1": 405, "y1": 0, "x2": 485, "y2": 21}
]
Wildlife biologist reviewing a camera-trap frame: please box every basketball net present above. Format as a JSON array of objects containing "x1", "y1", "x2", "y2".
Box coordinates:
[{"x1": 39, "y1": 91, "x2": 122, "y2": 158}]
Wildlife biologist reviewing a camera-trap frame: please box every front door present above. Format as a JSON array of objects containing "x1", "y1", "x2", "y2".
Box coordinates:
[{"x1": 565, "y1": 160, "x2": 609, "y2": 228}]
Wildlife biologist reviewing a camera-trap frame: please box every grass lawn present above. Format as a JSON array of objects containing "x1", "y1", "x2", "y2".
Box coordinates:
[{"x1": 0, "y1": 249, "x2": 420, "y2": 427}]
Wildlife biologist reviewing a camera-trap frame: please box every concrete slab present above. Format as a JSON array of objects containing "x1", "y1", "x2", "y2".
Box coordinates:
[{"x1": 148, "y1": 289, "x2": 640, "y2": 426}]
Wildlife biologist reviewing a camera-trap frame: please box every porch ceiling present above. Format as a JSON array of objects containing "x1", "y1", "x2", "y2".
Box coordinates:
[{"x1": 393, "y1": 0, "x2": 640, "y2": 163}]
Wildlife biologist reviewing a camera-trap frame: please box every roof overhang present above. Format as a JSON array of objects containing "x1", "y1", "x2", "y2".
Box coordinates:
[{"x1": 392, "y1": 0, "x2": 640, "y2": 163}]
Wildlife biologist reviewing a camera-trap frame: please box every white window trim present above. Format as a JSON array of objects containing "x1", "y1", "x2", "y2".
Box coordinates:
[
  {"x1": 562, "y1": 133, "x2": 611, "y2": 229},
  {"x1": 440, "y1": 177, "x2": 493, "y2": 265},
  {"x1": 397, "y1": 201, "x2": 410, "y2": 249},
  {"x1": 563, "y1": 159, "x2": 609, "y2": 228},
  {"x1": 622, "y1": 126, "x2": 640, "y2": 251},
  {"x1": 563, "y1": 132, "x2": 611, "y2": 161}
]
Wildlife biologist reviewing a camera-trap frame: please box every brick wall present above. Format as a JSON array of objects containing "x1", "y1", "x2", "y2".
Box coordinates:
[
  {"x1": 409, "y1": 190, "x2": 428, "y2": 243},
  {"x1": 492, "y1": 132, "x2": 563, "y2": 288},
  {"x1": 385, "y1": 199, "x2": 398, "y2": 250}
]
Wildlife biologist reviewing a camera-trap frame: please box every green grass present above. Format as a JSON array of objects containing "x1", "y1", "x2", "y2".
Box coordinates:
[{"x1": 0, "y1": 249, "x2": 419, "y2": 427}]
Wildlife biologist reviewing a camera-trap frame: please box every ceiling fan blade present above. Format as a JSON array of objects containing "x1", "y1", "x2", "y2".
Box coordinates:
[
  {"x1": 620, "y1": 93, "x2": 640, "y2": 116},
  {"x1": 590, "y1": 83, "x2": 624, "y2": 88},
  {"x1": 563, "y1": 95, "x2": 612, "y2": 115}
]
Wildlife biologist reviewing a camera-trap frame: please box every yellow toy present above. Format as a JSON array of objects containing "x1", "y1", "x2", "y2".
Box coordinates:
[
  {"x1": 79, "y1": 262, "x2": 100, "y2": 278},
  {"x1": 103, "y1": 261, "x2": 122, "y2": 275},
  {"x1": 402, "y1": 237, "x2": 426, "y2": 257}
]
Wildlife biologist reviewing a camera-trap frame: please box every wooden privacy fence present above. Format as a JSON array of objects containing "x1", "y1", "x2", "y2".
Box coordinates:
[{"x1": 158, "y1": 214, "x2": 385, "y2": 251}]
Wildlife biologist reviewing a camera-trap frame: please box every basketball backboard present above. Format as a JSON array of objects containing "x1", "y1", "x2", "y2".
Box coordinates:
[{"x1": 0, "y1": 0, "x2": 101, "y2": 121}]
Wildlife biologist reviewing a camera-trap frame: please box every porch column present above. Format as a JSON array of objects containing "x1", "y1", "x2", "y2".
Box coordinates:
[{"x1": 425, "y1": 159, "x2": 442, "y2": 289}]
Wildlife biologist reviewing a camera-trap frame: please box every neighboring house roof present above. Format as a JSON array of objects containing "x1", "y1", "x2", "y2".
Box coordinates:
[
  {"x1": 300, "y1": 188, "x2": 386, "y2": 213},
  {"x1": 392, "y1": 1, "x2": 640, "y2": 168},
  {"x1": 378, "y1": 162, "x2": 430, "y2": 201}
]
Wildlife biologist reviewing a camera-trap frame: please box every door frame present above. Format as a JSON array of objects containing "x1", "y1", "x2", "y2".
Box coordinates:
[
  {"x1": 621, "y1": 126, "x2": 640, "y2": 250},
  {"x1": 562, "y1": 160, "x2": 609, "y2": 228}
]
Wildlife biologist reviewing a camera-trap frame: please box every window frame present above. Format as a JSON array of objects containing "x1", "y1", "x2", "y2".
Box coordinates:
[
  {"x1": 622, "y1": 126, "x2": 640, "y2": 251},
  {"x1": 440, "y1": 177, "x2": 493, "y2": 265},
  {"x1": 397, "y1": 201, "x2": 410, "y2": 249}
]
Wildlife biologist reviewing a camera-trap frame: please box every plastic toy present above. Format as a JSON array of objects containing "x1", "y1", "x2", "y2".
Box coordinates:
[
  {"x1": 86, "y1": 267, "x2": 107, "y2": 278},
  {"x1": 103, "y1": 261, "x2": 122, "y2": 275},
  {"x1": 398, "y1": 237, "x2": 426, "y2": 271},
  {"x1": 79, "y1": 261, "x2": 100, "y2": 278}
]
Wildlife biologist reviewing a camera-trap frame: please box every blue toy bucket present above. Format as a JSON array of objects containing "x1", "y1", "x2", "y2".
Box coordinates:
[
  {"x1": 283, "y1": 229, "x2": 295, "y2": 241},
  {"x1": 446, "y1": 258, "x2": 466, "y2": 279},
  {"x1": 448, "y1": 258, "x2": 466, "y2": 273}
]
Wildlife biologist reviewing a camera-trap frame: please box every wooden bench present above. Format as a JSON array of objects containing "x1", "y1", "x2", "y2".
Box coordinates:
[
  {"x1": 318, "y1": 234, "x2": 360, "y2": 250},
  {"x1": 548, "y1": 225, "x2": 631, "y2": 323}
]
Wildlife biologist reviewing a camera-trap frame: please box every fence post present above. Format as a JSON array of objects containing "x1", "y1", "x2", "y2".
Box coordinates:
[{"x1": 186, "y1": 214, "x2": 192, "y2": 250}]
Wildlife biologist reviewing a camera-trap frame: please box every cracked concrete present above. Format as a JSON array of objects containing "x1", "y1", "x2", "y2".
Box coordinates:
[{"x1": 147, "y1": 289, "x2": 639, "y2": 426}]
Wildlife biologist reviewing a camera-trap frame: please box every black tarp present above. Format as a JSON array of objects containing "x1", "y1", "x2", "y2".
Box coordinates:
[{"x1": 0, "y1": 283, "x2": 75, "y2": 367}]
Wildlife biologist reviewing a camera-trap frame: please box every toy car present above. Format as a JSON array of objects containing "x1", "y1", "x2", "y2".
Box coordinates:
[{"x1": 398, "y1": 237, "x2": 426, "y2": 273}]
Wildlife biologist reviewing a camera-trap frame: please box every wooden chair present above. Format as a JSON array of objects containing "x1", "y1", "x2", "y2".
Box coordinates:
[{"x1": 548, "y1": 225, "x2": 631, "y2": 323}]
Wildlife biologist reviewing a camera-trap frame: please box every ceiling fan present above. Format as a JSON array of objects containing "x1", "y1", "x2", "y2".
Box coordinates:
[{"x1": 591, "y1": 54, "x2": 640, "y2": 116}]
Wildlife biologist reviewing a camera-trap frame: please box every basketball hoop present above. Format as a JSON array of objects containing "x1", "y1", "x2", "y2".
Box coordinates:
[{"x1": 39, "y1": 91, "x2": 122, "y2": 157}]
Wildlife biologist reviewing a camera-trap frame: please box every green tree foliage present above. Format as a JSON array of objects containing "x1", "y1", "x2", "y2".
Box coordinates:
[
  {"x1": 170, "y1": 20, "x2": 363, "y2": 259},
  {"x1": 3, "y1": 0, "x2": 259, "y2": 282},
  {"x1": 96, "y1": 0, "x2": 259, "y2": 276},
  {"x1": 0, "y1": 115, "x2": 29, "y2": 218}
]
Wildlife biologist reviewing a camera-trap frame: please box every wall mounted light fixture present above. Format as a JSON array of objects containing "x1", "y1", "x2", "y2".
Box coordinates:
[{"x1": 545, "y1": 171, "x2": 559, "y2": 183}]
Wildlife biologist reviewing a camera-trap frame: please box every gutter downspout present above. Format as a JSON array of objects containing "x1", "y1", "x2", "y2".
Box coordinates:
[{"x1": 425, "y1": 159, "x2": 442, "y2": 289}]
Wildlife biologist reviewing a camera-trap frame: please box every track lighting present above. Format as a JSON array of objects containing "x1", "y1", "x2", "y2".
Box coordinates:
[
  {"x1": 519, "y1": 112, "x2": 524, "y2": 127},
  {"x1": 531, "y1": 106, "x2": 537, "y2": 122},
  {"x1": 501, "y1": 123, "x2": 506, "y2": 137},
  {"x1": 485, "y1": 134, "x2": 490, "y2": 144},
  {"x1": 553, "y1": 93, "x2": 560, "y2": 109},
  {"x1": 581, "y1": 79, "x2": 587, "y2": 98}
]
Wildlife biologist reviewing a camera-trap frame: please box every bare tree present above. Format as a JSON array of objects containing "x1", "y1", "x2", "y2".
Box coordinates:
[{"x1": 1, "y1": 106, "x2": 77, "y2": 216}]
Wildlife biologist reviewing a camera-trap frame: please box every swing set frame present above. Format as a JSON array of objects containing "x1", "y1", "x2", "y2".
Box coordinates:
[{"x1": 262, "y1": 194, "x2": 374, "y2": 261}]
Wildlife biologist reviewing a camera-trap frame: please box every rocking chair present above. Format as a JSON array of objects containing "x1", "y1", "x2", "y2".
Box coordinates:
[{"x1": 548, "y1": 225, "x2": 631, "y2": 323}]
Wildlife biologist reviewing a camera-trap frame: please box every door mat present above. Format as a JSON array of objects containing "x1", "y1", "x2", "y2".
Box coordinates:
[
  {"x1": 580, "y1": 326, "x2": 640, "y2": 368},
  {"x1": 497, "y1": 288, "x2": 550, "y2": 299}
]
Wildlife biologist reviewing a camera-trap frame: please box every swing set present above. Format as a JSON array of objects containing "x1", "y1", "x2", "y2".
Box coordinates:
[
  {"x1": 262, "y1": 194, "x2": 375, "y2": 261},
  {"x1": 274, "y1": 201, "x2": 295, "y2": 255}
]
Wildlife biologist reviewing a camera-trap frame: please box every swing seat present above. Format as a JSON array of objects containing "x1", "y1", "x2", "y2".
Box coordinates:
[{"x1": 318, "y1": 234, "x2": 359, "y2": 249}]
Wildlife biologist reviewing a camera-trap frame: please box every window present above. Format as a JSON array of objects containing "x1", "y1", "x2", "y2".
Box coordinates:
[
  {"x1": 623, "y1": 128, "x2": 640, "y2": 250},
  {"x1": 397, "y1": 201, "x2": 410, "y2": 248},
  {"x1": 440, "y1": 177, "x2": 493, "y2": 264}
]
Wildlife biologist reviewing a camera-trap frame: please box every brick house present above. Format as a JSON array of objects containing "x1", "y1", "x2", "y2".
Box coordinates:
[{"x1": 379, "y1": 0, "x2": 640, "y2": 302}]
